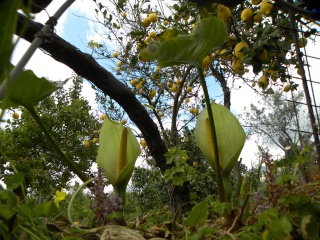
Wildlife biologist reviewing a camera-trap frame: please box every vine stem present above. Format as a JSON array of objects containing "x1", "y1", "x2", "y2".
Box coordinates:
[
  {"x1": 0, "y1": 0, "x2": 76, "y2": 101},
  {"x1": 28, "y1": 107, "x2": 90, "y2": 183},
  {"x1": 196, "y1": 66, "x2": 227, "y2": 202}
]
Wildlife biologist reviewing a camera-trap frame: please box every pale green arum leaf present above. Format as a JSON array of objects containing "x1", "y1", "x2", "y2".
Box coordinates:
[
  {"x1": 140, "y1": 16, "x2": 228, "y2": 68},
  {"x1": 2, "y1": 69, "x2": 64, "y2": 109},
  {"x1": 186, "y1": 200, "x2": 208, "y2": 227},
  {"x1": 97, "y1": 115, "x2": 140, "y2": 194},
  {"x1": 194, "y1": 102, "x2": 246, "y2": 176}
]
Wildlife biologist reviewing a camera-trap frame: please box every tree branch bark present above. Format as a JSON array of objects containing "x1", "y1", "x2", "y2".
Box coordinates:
[{"x1": 16, "y1": 13, "x2": 169, "y2": 174}]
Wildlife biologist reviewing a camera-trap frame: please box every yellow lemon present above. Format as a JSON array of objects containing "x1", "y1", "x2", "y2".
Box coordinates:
[
  {"x1": 284, "y1": 84, "x2": 291, "y2": 92},
  {"x1": 232, "y1": 60, "x2": 244, "y2": 75},
  {"x1": 202, "y1": 55, "x2": 211, "y2": 70},
  {"x1": 149, "y1": 13, "x2": 158, "y2": 22},
  {"x1": 113, "y1": 52, "x2": 119, "y2": 58},
  {"x1": 92, "y1": 138, "x2": 99, "y2": 144},
  {"x1": 260, "y1": 0, "x2": 273, "y2": 16},
  {"x1": 234, "y1": 42, "x2": 249, "y2": 59},
  {"x1": 142, "y1": 17, "x2": 151, "y2": 27},
  {"x1": 241, "y1": 8, "x2": 254, "y2": 22},
  {"x1": 218, "y1": 5, "x2": 231, "y2": 23}
]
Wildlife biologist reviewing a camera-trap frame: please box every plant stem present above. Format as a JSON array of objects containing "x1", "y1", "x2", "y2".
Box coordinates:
[
  {"x1": 68, "y1": 178, "x2": 94, "y2": 232},
  {"x1": 0, "y1": 0, "x2": 76, "y2": 101},
  {"x1": 28, "y1": 107, "x2": 90, "y2": 183},
  {"x1": 197, "y1": 66, "x2": 227, "y2": 202}
]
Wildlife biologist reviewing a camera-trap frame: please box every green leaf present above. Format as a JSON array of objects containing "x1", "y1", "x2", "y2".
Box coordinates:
[
  {"x1": 194, "y1": 102, "x2": 246, "y2": 176},
  {"x1": 268, "y1": 216, "x2": 292, "y2": 240},
  {"x1": 258, "y1": 208, "x2": 278, "y2": 227},
  {"x1": 213, "y1": 202, "x2": 232, "y2": 215},
  {"x1": 0, "y1": 0, "x2": 20, "y2": 81},
  {"x1": 186, "y1": 200, "x2": 208, "y2": 227},
  {"x1": 2, "y1": 69, "x2": 64, "y2": 109},
  {"x1": 140, "y1": 16, "x2": 228, "y2": 68},
  {"x1": 3, "y1": 173, "x2": 24, "y2": 190},
  {"x1": 33, "y1": 201, "x2": 58, "y2": 218}
]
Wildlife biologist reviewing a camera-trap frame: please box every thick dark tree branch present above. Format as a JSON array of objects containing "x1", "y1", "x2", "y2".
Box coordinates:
[{"x1": 16, "y1": 13, "x2": 169, "y2": 174}]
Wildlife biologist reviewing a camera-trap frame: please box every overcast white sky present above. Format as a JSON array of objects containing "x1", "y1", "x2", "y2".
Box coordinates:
[{"x1": 10, "y1": 0, "x2": 320, "y2": 167}]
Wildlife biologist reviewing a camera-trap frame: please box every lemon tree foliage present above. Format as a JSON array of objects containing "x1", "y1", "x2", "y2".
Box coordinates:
[{"x1": 0, "y1": 77, "x2": 99, "y2": 196}]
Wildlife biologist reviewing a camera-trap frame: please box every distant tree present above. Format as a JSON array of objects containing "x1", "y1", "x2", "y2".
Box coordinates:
[
  {"x1": 241, "y1": 90, "x2": 311, "y2": 157},
  {"x1": 0, "y1": 77, "x2": 99, "y2": 197}
]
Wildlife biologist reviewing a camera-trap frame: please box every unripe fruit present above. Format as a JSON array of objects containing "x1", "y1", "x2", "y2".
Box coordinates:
[
  {"x1": 92, "y1": 138, "x2": 99, "y2": 144},
  {"x1": 149, "y1": 13, "x2": 158, "y2": 22},
  {"x1": 241, "y1": 8, "x2": 254, "y2": 22},
  {"x1": 254, "y1": 12, "x2": 263, "y2": 23},
  {"x1": 12, "y1": 112, "x2": 19, "y2": 119},
  {"x1": 234, "y1": 42, "x2": 249, "y2": 59},
  {"x1": 260, "y1": 0, "x2": 273, "y2": 16},
  {"x1": 202, "y1": 55, "x2": 211, "y2": 70},
  {"x1": 284, "y1": 84, "x2": 291, "y2": 92},
  {"x1": 120, "y1": 119, "x2": 126, "y2": 125},
  {"x1": 113, "y1": 52, "x2": 119, "y2": 58}
]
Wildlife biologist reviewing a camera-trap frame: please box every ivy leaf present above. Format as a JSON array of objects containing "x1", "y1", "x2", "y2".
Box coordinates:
[
  {"x1": 186, "y1": 200, "x2": 208, "y2": 227},
  {"x1": 140, "y1": 16, "x2": 228, "y2": 68}
]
